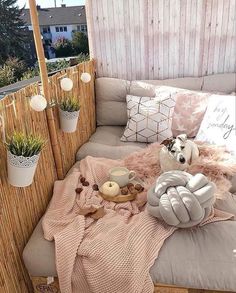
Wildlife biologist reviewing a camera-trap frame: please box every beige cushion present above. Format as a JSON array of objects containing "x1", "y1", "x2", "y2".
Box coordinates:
[
  {"x1": 96, "y1": 78, "x2": 130, "y2": 125},
  {"x1": 76, "y1": 126, "x2": 147, "y2": 160},
  {"x1": 23, "y1": 218, "x2": 57, "y2": 277},
  {"x1": 130, "y1": 77, "x2": 203, "y2": 97},
  {"x1": 96, "y1": 74, "x2": 235, "y2": 126},
  {"x1": 202, "y1": 73, "x2": 236, "y2": 94},
  {"x1": 95, "y1": 77, "x2": 203, "y2": 126},
  {"x1": 23, "y1": 195, "x2": 236, "y2": 291},
  {"x1": 150, "y1": 220, "x2": 236, "y2": 291}
]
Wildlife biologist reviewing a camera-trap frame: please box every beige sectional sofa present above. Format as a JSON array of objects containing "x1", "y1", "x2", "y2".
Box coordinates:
[
  {"x1": 23, "y1": 73, "x2": 236, "y2": 291},
  {"x1": 77, "y1": 73, "x2": 236, "y2": 160}
]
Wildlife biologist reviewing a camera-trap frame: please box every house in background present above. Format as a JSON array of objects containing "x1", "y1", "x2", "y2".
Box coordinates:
[{"x1": 21, "y1": 4, "x2": 87, "y2": 58}]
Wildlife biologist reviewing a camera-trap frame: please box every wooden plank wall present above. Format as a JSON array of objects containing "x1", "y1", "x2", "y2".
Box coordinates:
[
  {"x1": 86, "y1": 0, "x2": 236, "y2": 80},
  {"x1": 0, "y1": 60, "x2": 95, "y2": 293}
]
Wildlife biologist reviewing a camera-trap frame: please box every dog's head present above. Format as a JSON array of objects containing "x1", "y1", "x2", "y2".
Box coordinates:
[{"x1": 161, "y1": 134, "x2": 188, "y2": 164}]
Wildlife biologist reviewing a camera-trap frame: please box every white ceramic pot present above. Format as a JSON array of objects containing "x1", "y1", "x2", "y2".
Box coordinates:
[
  {"x1": 59, "y1": 109, "x2": 80, "y2": 133},
  {"x1": 7, "y1": 151, "x2": 40, "y2": 187}
]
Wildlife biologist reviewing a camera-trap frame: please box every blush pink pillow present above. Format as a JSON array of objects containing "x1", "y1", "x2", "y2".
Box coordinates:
[{"x1": 171, "y1": 91, "x2": 210, "y2": 137}]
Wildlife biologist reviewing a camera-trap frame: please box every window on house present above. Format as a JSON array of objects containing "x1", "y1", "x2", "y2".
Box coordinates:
[
  {"x1": 81, "y1": 25, "x2": 87, "y2": 32},
  {"x1": 43, "y1": 27, "x2": 50, "y2": 33},
  {"x1": 77, "y1": 25, "x2": 87, "y2": 32},
  {"x1": 56, "y1": 26, "x2": 68, "y2": 32}
]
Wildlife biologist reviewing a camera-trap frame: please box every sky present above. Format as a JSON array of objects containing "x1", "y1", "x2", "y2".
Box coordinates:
[{"x1": 17, "y1": 0, "x2": 85, "y2": 8}]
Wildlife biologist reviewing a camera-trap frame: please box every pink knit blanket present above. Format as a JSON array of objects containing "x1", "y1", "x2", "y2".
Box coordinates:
[{"x1": 42, "y1": 144, "x2": 235, "y2": 293}]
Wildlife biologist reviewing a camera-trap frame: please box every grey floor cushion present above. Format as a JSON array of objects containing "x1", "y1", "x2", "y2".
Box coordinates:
[
  {"x1": 76, "y1": 126, "x2": 147, "y2": 161},
  {"x1": 150, "y1": 221, "x2": 236, "y2": 291},
  {"x1": 23, "y1": 215, "x2": 236, "y2": 291}
]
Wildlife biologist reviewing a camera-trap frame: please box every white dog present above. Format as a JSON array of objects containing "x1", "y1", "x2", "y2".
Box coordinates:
[{"x1": 159, "y1": 134, "x2": 199, "y2": 172}]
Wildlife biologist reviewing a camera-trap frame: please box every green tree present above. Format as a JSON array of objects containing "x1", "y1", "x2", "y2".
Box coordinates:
[
  {"x1": 5, "y1": 57, "x2": 26, "y2": 80},
  {"x1": 72, "y1": 32, "x2": 89, "y2": 55},
  {"x1": 0, "y1": 64, "x2": 15, "y2": 87},
  {"x1": 0, "y1": 0, "x2": 28, "y2": 65},
  {"x1": 54, "y1": 37, "x2": 74, "y2": 58}
]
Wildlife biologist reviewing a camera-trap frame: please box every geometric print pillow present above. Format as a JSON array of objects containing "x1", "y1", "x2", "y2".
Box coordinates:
[{"x1": 121, "y1": 95, "x2": 176, "y2": 143}]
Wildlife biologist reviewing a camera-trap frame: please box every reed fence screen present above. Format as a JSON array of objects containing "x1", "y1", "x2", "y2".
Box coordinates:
[{"x1": 0, "y1": 60, "x2": 96, "y2": 292}]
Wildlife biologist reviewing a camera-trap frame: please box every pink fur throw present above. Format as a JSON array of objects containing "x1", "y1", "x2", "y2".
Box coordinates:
[{"x1": 124, "y1": 142, "x2": 236, "y2": 199}]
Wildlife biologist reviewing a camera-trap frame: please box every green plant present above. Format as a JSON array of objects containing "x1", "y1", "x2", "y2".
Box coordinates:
[
  {"x1": 54, "y1": 37, "x2": 74, "y2": 58},
  {"x1": 59, "y1": 97, "x2": 80, "y2": 112},
  {"x1": 76, "y1": 53, "x2": 90, "y2": 64},
  {"x1": 6, "y1": 132, "x2": 46, "y2": 157},
  {"x1": 0, "y1": 64, "x2": 15, "y2": 87},
  {"x1": 6, "y1": 55, "x2": 90, "y2": 85},
  {"x1": 0, "y1": 57, "x2": 28, "y2": 87},
  {"x1": 21, "y1": 66, "x2": 39, "y2": 80},
  {"x1": 0, "y1": 0, "x2": 29, "y2": 65},
  {"x1": 72, "y1": 32, "x2": 89, "y2": 55},
  {"x1": 46, "y1": 59, "x2": 70, "y2": 72},
  {"x1": 5, "y1": 57, "x2": 26, "y2": 80}
]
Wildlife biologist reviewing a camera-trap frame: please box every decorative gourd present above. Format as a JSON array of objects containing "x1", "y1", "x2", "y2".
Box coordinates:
[{"x1": 101, "y1": 181, "x2": 120, "y2": 197}]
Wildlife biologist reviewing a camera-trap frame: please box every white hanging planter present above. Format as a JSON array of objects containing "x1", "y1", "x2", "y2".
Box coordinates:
[
  {"x1": 59, "y1": 108, "x2": 80, "y2": 133},
  {"x1": 7, "y1": 151, "x2": 40, "y2": 187}
]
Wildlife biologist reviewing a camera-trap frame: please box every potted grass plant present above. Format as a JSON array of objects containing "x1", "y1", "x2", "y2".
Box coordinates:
[
  {"x1": 59, "y1": 97, "x2": 80, "y2": 133},
  {"x1": 6, "y1": 132, "x2": 46, "y2": 187}
]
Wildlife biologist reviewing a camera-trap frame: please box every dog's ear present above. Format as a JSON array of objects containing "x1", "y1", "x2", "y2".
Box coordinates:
[
  {"x1": 177, "y1": 134, "x2": 187, "y2": 142},
  {"x1": 161, "y1": 138, "x2": 172, "y2": 147}
]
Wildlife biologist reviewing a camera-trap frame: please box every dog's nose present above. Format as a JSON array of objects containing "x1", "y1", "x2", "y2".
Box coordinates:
[{"x1": 179, "y1": 156, "x2": 186, "y2": 164}]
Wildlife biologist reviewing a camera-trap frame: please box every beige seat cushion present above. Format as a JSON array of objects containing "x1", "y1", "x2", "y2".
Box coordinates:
[
  {"x1": 23, "y1": 218, "x2": 57, "y2": 277},
  {"x1": 150, "y1": 220, "x2": 236, "y2": 291},
  {"x1": 23, "y1": 193, "x2": 236, "y2": 291},
  {"x1": 76, "y1": 126, "x2": 147, "y2": 161}
]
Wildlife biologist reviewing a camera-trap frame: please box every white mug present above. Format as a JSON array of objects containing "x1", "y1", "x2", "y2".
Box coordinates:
[{"x1": 109, "y1": 167, "x2": 136, "y2": 187}]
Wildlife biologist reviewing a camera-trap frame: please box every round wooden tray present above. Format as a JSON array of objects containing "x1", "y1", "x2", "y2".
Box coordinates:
[{"x1": 98, "y1": 191, "x2": 137, "y2": 203}]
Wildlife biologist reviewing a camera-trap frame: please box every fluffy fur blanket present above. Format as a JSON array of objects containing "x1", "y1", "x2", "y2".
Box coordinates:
[
  {"x1": 124, "y1": 142, "x2": 236, "y2": 199},
  {"x1": 42, "y1": 143, "x2": 235, "y2": 293}
]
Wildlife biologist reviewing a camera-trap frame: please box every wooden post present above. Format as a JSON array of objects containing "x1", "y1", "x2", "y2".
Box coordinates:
[{"x1": 28, "y1": 0, "x2": 64, "y2": 179}]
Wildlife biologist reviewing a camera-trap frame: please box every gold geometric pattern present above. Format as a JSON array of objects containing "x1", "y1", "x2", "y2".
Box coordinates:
[{"x1": 121, "y1": 95, "x2": 175, "y2": 143}]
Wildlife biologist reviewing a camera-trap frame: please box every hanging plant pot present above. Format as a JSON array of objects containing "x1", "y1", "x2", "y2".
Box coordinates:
[
  {"x1": 59, "y1": 108, "x2": 80, "y2": 133},
  {"x1": 7, "y1": 151, "x2": 40, "y2": 187}
]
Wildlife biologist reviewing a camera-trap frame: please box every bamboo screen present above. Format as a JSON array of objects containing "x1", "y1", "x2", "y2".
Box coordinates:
[{"x1": 0, "y1": 59, "x2": 96, "y2": 292}]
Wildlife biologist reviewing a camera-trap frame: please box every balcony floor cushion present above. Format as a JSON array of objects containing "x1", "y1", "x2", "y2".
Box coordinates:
[
  {"x1": 23, "y1": 215, "x2": 236, "y2": 291},
  {"x1": 150, "y1": 221, "x2": 236, "y2": 291},
  {"x1": 76, "y1": 126, "x2": 147, "y2": 161}
]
